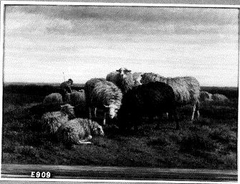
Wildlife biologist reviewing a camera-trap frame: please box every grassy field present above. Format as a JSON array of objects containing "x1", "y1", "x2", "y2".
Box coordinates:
[{"x1": 2, "y1": 83, "x2": 238, "y2": 170}]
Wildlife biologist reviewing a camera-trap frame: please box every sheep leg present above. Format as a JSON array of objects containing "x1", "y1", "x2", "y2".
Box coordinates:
[
  {"x1": 168, "y1": 108, "x2": 179, "y2": 130},
  {"x1": 94, "y1": 108, "x2": 97, "y2": 118},
  {"x1": 155, "y1": 114, "x2": 162, "y2": 129},
  {"x1": 196, "y1": 100, "x2": 200, "y2": 119},
  {"x1": 77, "y1": 135, "x2": 93, "y2": 145},
  {"x1": 191, "y1": 101, "x2": 200, "y2": 121},
  {"x1": 88, "y1": 107, "x2": 92, "y2": 119},
  {"x1": 191, "y1": 104, "x2": 196, "y2": 121},
  {"x1": 78, "y1": 140, "x2": 92, "y2": 145},
  {"x1": 166, "y1": 112, "x2": 169, "y2": 119},
  {"x1": 174, "y1": 113, "x2": 180, "y2": 130},
  {"x1": 103, "y1": 112, "x2": 106, "y2": 126}
]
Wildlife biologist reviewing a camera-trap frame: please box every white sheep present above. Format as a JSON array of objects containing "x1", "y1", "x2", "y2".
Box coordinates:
[
  {"x1": 212, "y1": 93, "x2": 229, "y2": 102},
  {"x1": 57, "y1": 118, "x2": 104, "y2": 146},
  {"x1": 41, "y1": 104, "x2": 75, "y2": 134},
  {"x1": 43, "y1": 93, "x2": 63, "y2": 105},
  {"x1": 84, "y1": 78, "x2": 123, "y2": 125},
  {"x1": 141, "y1": 72, "x2": 200, "y2": 120},
  {"x1": 132, "y1": 72, "x2": 143, "y2": 86},
  {"x1": 106, "y1": 67, "x2": 135, "y2": 94}
]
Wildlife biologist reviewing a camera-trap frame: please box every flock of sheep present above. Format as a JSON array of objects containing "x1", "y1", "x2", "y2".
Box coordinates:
[{"x1": 40, "y1": 67, "x2": 227, "y2": 147}]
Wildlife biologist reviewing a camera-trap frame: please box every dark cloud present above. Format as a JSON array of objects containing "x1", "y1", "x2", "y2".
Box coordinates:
[
  {"x1": 13, "y1": 5, "x2": 237, "y2": 24},
  {"x1": 6, "y1": 5, "x2": 238, "y2": 36}
]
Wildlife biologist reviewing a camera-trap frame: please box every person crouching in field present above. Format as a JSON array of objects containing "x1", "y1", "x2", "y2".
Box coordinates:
[{"x1": 60, "y1": 79, "x2": 73, "y2": 102}]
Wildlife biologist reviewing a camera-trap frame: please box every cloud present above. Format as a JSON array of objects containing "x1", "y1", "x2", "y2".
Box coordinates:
[
  {"x1": 4, "y1": 5, "x2": 238, "y2": 87},
  {"x1": 5, "y1": 7, "x2": 74, "y2": 36},
  {"x1": 5, "y1": 5, "x2": 238, "y2": 37}
]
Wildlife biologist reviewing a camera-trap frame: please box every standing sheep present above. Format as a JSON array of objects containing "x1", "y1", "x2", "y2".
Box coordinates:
[
  {"x1": 69, "y1": 89, "x2": 86, "y2": 106},
  {"x1": 106, "y1": 67, "x2": 136, "y2": 94},
  {"x1": 41, "y1": 104, "x2": 75, "y2": 134},
  {"x1": 57, "y1": 118, "x2": 104, "y2": 147},
  {"x1": 84, "y1": 78, "x2": 123, "y2": 125},
  {"x1": 43, "y1": 93, "x2": 63, "y2": 105},
  {"x1": 70, "y1": 90, "x2": 88, "y2": 118},
  {"x1": 118, "y1": 82, "x2": 179, "y2": 130},
  {"x1": 141, "y1": 72, "x2": 200, "y2": 120}
]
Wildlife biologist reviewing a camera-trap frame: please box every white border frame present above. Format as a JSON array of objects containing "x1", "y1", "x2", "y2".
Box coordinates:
[{"x1": 1, "y1": 1, "x2": 239, "y2": 183}]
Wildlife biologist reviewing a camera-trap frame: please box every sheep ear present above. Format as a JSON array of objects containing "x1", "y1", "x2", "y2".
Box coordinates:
[{"x1": 104, "y1": 104, "x2": 109, "y2": 108}]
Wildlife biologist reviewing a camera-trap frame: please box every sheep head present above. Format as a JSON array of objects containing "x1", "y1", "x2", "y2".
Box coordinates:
[
  {"x1": 104, "y1": 103, "x2": 120, "y2": 119},
  {"x1": 140, "y1": 73, "x2": 154, "y2": 84},
  {"x1": 93, "y1": 124, "x2": 105, "y2": 136},
  {"x1": 60, "y1": 104, "x2": 75, "y2": 118},
  {"x1": 116, "y1": 67, "x2": 131, "y2": 79}
]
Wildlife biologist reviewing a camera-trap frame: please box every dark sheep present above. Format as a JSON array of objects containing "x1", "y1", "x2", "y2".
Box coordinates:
[
  {"x1": 118, "y1": 82, "x2": 179, "y2": 130},
  {"x1": 141, "y1": 72, "x2": 200, "y2": 120}
]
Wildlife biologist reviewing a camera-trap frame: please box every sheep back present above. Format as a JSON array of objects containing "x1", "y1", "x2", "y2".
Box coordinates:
[
  {"x1": 43, "y1": 93, "x2": 63, "y2": 105},
  {"x1": 212, "y1": 93, "x2": 229, "y2": 102},
  {"x1": 118, "y1": 82, "x2": 176, "y2": 129},
  {"x1": 70, "y1": 90, "x2": 86, "y2": 106},
  {"x1": 41, "y1": 111, "x2": 69, "y2": 134},
  {"x1": 41, "y1": 104, "x2": 75, "y2": 133},
  {"x1": 141, "y1": 73, "x2": 200, "y2": 105},
  {"x1": 85, "y1": 78, "x2": 122, "y2": 109},
  {"x1": 57, "y1": 118, "x2": 104, "y2": 146}
]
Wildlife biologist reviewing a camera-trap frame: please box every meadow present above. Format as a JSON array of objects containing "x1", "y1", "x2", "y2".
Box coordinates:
[{"x1": 2, "y1": 83, "x2": 238, "y2": 170}]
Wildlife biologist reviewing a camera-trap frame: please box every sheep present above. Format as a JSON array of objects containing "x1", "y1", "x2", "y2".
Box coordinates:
[
  {"x1": 212, "y1": 93, "x2": 229, "y2": 102},
  {"x1": 140, "y1": 72, "x2": 200, "y2": 121},
  {"x1": 70, "y1": 90, "x2": 88, "y2": 119},
  {"x1": 84, "y1": 78, "x2": 123, "y2": 125},
  {"x1": 132, "y1": 72, "x2": 143, "y2": 86},
  {"x1": 43, "y1": 93, "x2": 63, "y2": 105},
  {"x1": 41, "y1": 104, "x2": 75, "y2": 134},
  {"x1": 118, "y1": 82, "x2": 179, "y2": 130},
  {"x1": 69, "y1": 89, "x2": 86, "y2": 106},
  {"x1": 57, "y1": 118, "x2": 104, "y2": 147},
  {"x1": 200, "y1": 91, "x2": 213, "y2": 102},
  {"x1": 106, "y1": 67, "x2": 135, "y2": 94}
]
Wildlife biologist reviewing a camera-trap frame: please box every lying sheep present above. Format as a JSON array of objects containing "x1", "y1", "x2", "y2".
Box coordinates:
[
  {"x1": 84, "y1": 78, "x2": 123, "y2": 125},
  {"x1": 141, "y1": 72, "x2": 200, "y2": 120},
  {"x1": 106, "y1": 67, "x2": 136, "y2": 94},
  {"x1": 200, "y1": 91, "x2": 213, "y2": 102},
  {"x1": 57, "y1": 118, "x2": 104, "y2": 147},
  {"x1": 41, "y1": 104, "x2": 75, "y2": 134},
  {"x1": 118, "y1": 82, "x2": 178, "y2": 130},
  {"x1": 43, "y1": 93, "x2": 63, "y2": 105},
  {"x1": 212, "y1": 93, "x2": 229, "y2": 102}
]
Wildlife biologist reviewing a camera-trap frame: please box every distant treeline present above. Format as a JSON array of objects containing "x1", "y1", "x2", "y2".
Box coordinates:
[
  {"x1": 201, "y1": 86, "x2": 238, "y2": 99},
  {"x1": 3, "y1": 83, "x2": 238, "y2": 99}
]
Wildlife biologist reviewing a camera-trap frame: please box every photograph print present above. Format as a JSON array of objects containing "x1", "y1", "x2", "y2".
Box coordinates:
[{"x1": 1, "y1": 1, "x2": 238, "y2": 181}]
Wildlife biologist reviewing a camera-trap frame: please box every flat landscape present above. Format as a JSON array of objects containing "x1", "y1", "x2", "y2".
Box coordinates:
[{"x1": 2, "y1": 83, "x2": 238, "y2": 170}]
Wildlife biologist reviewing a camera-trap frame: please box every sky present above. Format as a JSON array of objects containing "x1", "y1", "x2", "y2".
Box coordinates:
[{"x1": 3, "y1": 3, "x2": 239, "y2": 87}]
